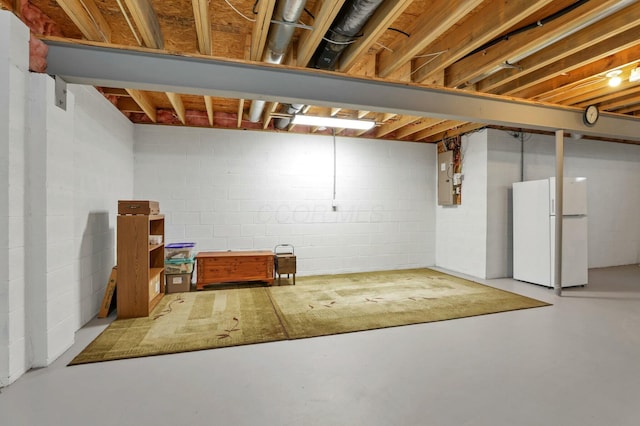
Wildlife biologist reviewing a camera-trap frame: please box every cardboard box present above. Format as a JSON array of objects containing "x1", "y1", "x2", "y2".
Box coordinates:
[
  {"x1": 165, "y1": 273, "x2": 192, "y2": 293},
  {"x1": 118, "y1": 200, "x2": 160, "y2": 215}
]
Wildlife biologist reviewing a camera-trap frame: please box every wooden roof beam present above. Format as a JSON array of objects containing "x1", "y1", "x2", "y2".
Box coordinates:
[
  {"x1": 376, "y1": 115, "x2": 419, "y2": 138},
  {"x1": 413, "y1": 120, "x2": 468, "y2": 141},
  {"x1": 518, "y1": 44, "x2": 640, "y2": 100},
  {"x1": 337, "y1": 0, "x2": 413, "y2": 73},
  {"x1": 395, "y1": 118, "x2": 445, "y2": 139},
  {"x1": 122, "y1": 0, "x2": 164, "y2": 49},
  {"x1": 599, "y1": 90, "x2": 640, "y2": 111},
  {"x1": 55, "y1": 0, "x2": 111, "y2": 42},
  {"x1": 126, "y1": 89, "x2": 156, "y2": 122},
  {"x1": 237, "y1": 99, "x2": 245, "y2": 127},
  {"x1": 296, "y1": 0, "x2": 346, "y2": 67},
  {"x1": 192, "y1": 0, "x2": 211, "y2": 55},
  {"x1": 250, "y1": 0, "x2": 276, "y2": 61},
  {"x1": 166, "y1": 92, "x2": 186, "y2": 124},
  {"x1": 377, "y1": 0, "x2": 484, "y2": 78},
  {"x1": 495, "y1": 26, "x2": 640, "y2": 96},
  {"x1": 204, "y1": 96, "x2": 214, "y2": 126},
  {"x1": 478, "y1": 3, "x2": 640, "y2": 93},
  {"x1": 263, "y1": 102, "x2": 279, "y2": 129},
  {"x1": 423, "y1": 123, "x2": 485, "y2": 143},
  {"x1": 411, "y1": 0, "x2": 555, "y2": 85},
  {"x1": 446, "y1": 0, "x2": 619, "y2": 89}
]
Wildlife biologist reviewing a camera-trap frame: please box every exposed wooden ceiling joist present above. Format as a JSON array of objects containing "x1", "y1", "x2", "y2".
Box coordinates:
[
  {"x1": 126, "y1": 88, "x2": 157, "y2": 122},
  {"x1": 204, "y1": 95, "x2": 214, "y2": 126},
  {"x1": 250, "y1": 0, "x2": 276, "y2": 61},
  {"x1": 412, "y1": 0, "x2": 556, "y2": 85},
  {"x1": 479, "y1": 3, "x2": 640, "y2": 93},
  {"x1": 377, "y1": 0, "x2": 484, "y2": 78},
  {"x1": 192, "y1": 0, "x2": 212, "y2": 55},
  {"x1": 13, "y1": 0, "x2": 640, "y2": 145},
  {"x1": 296, "y1": 0, "x2": 345, "y2": 67},
  {"x1": 496, "y1": 26, "x2": 640, "y2": 96},
  {"x1": 166, "y1": 92, "x2": 186, "y2": 124},
  {"x1": 54, "y1": 0, "x2": 111, "y2": 42},
  {"x1": 445, "y1": 0, "x2": 620, "y2": 90},
  {"x1": 122, "y1": 0, "x2": 163, "y2": 49},
  {"x1": 337, "y1": 0, "x2": 413, "y2": 73}
]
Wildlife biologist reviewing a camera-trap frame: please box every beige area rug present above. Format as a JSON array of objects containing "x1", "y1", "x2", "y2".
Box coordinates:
[{"x1": 69, "y1": 269, "x2": 550, "y2": 365}]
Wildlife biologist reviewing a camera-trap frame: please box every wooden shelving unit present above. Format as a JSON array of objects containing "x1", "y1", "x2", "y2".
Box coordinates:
[{"x1": 116, "y1": 213, "x2": 165, "y2": 318}]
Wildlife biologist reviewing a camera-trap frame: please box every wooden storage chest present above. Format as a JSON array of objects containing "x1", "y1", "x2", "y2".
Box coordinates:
[{"x1": 196, "y1": 251, "x2": 274, "y2": 290}]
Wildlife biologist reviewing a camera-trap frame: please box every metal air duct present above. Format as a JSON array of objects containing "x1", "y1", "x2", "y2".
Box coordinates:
[
  {"x1": 248, "y1": 0, "x2": 308, "y2": 122},
  {"x1": 275, "y1": 103, "x2": 305, "y2": 129},
  {"x1": 311, "y1": 0, "x2": 384, "y2": 70}
]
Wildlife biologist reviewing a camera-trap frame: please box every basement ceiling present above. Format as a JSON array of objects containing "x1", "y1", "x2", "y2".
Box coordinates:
[{"x1": 5, "y1": 0, "x2": 640, "y2": 144}]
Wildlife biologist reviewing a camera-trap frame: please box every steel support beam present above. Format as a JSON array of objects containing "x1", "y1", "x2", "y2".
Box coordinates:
[
  {"x1": 554, "y1": 130, "x2": 564, "y2": 297},
  {"x1": 44, "y1": 39, "x2": 640, "y2": 141}
]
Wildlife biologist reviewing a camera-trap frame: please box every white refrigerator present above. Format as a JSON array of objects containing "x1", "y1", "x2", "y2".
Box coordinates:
[{"x1": 513, "y1": 177, "x2": 588, "y2": 288}]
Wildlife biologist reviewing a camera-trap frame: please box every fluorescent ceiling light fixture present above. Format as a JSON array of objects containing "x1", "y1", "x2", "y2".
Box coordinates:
[{"x1": 291, "y1": 114, "x2": 376, "y2": 130}]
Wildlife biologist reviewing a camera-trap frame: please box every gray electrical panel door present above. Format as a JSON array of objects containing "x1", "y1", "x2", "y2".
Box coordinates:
[{"x1": 438, "y1": 150, "x2": 454, "y2": 205}]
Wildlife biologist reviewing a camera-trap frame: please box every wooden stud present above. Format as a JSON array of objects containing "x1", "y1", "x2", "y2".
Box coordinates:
[
  {"x1": 250, "y1": 0, "x2": 276, "y2": 61},
  {"x1": 296, "y1": 0, "x2": 346, "y2": 67},
  {"x1": 123, "y1": 0, "x2": 164, "y2": 49},
  {"x1": 411, "y1": 0, "x2": 554, "y2": 84},
  {"x1": 204, "y1": 96, "x2": 214, "y2": 126},
  {"x1": 192, "y1": 0, "x2": 212, "y2": 55},
  {"x1": 377, "y1": 0, "x2": 484, "y2": 78},
  {"x1": 338, "y1": 0, "x2": 413, "y2": 73},
  {"x1": 166, "y1": 92, "x2": 186, "y2": 124},
  {"x1": 55, "y1": 0, "x2": 111, "y2": 42},
  {"x1": 126, "y1": 89, "x2": 157, "y2": 122},
  {"x1": 237, "y1": 99, "x2": 245, "y2": 128}
]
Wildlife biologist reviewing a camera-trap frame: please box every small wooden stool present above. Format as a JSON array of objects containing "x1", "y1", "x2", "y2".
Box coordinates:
[{"x1": 274, "y1": 244, "x2": 296, "y2": 285}]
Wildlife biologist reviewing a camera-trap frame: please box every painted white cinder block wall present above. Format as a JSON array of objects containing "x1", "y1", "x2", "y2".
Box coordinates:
[
  {"x1": 436, "y1": 127, "x2": 640, "y2": 280},
  {"x1": 518, "y1": 132, "x2": 640, "y2": 267},
  {"x1": 0, "y1": 11, "x2": 29, "y2": 386},
  {"x1": 133, "y1": 126, "x2": 437, "y2": 275},
  {"x1": 26, "y1": 74, "x2": 77, "y2": 366},
  {"x1": 71, "y1": 83, "x2": 134, "y2": 327},
  {"x1": 486, "y1": 130, "x2": 524, "y2": 278},
  {"x1": 1, "y1": 10, "x2": 135, "y2": 385},
  {"x1": 435, "y1": 130, "x2": 488, "y2": 278}
]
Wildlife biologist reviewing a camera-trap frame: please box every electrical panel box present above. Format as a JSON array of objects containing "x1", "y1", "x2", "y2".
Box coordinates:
[{"x1": 438, "y1": 150, "x2": 454, "y2": 205}]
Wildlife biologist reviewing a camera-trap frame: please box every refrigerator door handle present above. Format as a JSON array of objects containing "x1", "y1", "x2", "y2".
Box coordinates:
[{"x1": 551, "y1": 198, "x2": 554, "y2": 215}]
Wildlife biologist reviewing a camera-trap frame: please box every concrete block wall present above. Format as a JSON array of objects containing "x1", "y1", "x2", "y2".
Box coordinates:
[
  {"x1": 26, "y1": 74, "x2": 77, "y2": 366},
  {"x1": 134, "y1": 126, "x2": 436, "y2": 275},
  {"x1": 519, "y1": 132, "x2": 640, "y2": 267},
  {"x1": 71, "y1": 83, "x2": 134, "y2": 327},
  {"x1": 435, "y1": 130, "x2": 488, "y2": 278},
  {"x1": 1, "y1": 11, "x2": 135, "y2": 385},
  {"x1": 0, "y1": 11, "x2": 29, "y2": 386},
  {"x1": 486, "y1": 130, "x2": 523, "y2": 278}
]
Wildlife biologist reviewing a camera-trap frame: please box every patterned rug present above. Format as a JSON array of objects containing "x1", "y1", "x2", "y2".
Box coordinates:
[{"x1": 69, "y1": 268, "x2": 550, "y2": 365}]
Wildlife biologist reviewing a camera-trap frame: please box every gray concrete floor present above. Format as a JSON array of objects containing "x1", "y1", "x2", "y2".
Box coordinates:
[{"x1": 1, "y1": 265, "x2": 639, "y2": 426}]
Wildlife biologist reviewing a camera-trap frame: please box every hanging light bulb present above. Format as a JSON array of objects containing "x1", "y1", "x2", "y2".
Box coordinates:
[
  {"x1": 606, "y1": 70, "x2": 623, "y2": 87},
  {"x1": 609, "y1": 75, "x2": 622, "y2": 87}
]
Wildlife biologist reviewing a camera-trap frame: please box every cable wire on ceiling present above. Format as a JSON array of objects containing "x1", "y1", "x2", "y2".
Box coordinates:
[
  {"x1": 463, "y1": 0, "x2": 590, "y2": 59},
  {"x1": 224, "y1": 0, "x2": 256, "y2": 22}
]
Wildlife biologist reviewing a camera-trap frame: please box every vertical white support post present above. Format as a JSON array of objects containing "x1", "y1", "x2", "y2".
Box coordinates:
[{"x1": 554, "y1": 130, "x2": 564, "y2": 296}]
